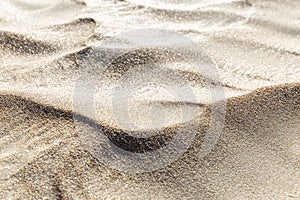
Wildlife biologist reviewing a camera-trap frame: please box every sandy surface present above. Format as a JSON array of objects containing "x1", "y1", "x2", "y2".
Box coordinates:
[{"x1": 0, "y1": 0, "x2": 299, "y2": 199}]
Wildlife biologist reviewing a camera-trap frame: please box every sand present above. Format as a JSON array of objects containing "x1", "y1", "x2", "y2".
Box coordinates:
[{"x1": 0, "y1": 0, "x2": 299, "y2": 199}]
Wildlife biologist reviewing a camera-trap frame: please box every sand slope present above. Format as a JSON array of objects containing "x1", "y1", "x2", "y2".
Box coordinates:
[{"x1": 0, "y1": 83, "x2": 299, "y2": 199}]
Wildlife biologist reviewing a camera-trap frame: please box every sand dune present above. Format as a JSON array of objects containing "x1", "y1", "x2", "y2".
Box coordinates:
[
  {"x1": 0, "y1": 0, "x2": 299, "y2": 199},
  {"x1": 0, "y1": 83, "x2": 299, "y2": 199}
]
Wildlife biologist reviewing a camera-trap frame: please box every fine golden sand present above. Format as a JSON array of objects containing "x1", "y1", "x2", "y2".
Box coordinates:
[{"x1": 0, "y1": 0, "x2": 300, "y2": 199}]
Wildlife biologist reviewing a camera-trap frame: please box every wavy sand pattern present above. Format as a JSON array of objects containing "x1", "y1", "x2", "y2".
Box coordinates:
[{"x1": 0, "y1": 0, "x2": 299, "y2": 199}]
